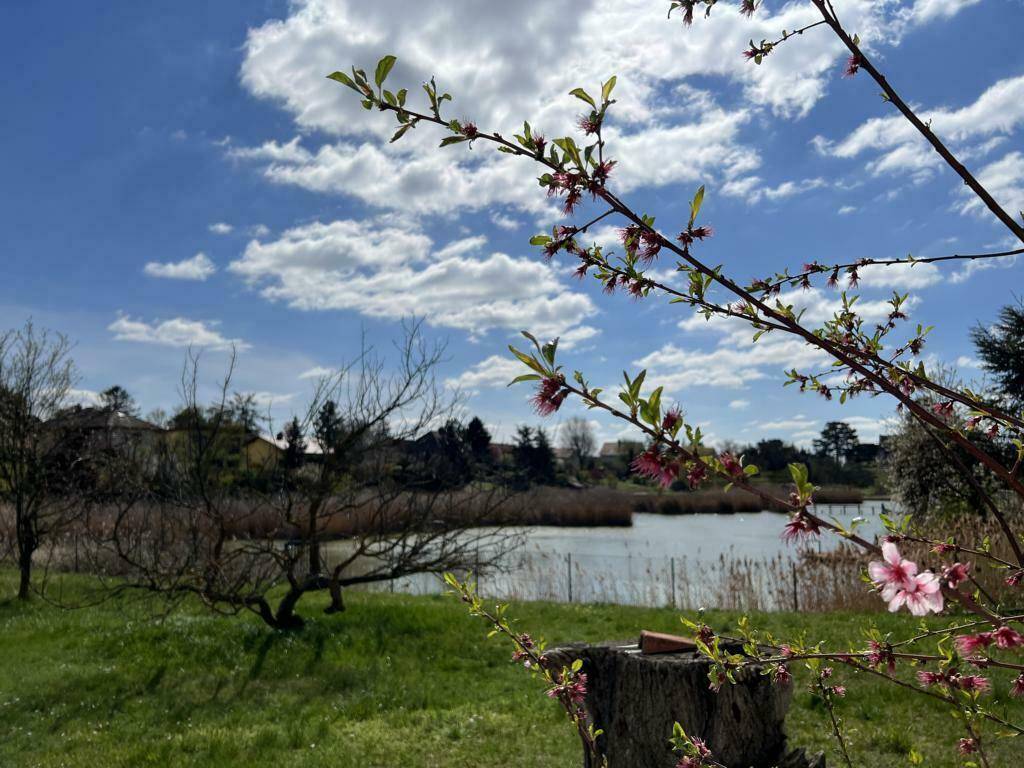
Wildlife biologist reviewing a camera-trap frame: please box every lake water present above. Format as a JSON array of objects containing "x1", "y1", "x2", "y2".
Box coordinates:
[{"x1": 341, "y1": 501, "x2": 892, "y2": 609}]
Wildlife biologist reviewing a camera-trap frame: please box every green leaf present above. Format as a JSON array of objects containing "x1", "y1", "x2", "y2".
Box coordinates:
[
  {"x1": 374, "y1": 55, "x2": 397, "y2": 88},
  {"x1": 439, "y1": 136, "x2": 467, "y2": 147},
  {"x1": 390, "y1": 124, "x2": 412, "y2": 143},
  {"x1": 688, "y1": 185, "x2": 705, "y2": 228},
  {"x1": 326, "y1": 71, "x2": 357, "y2": 91},
  {"x1": 508, "y1": 345, "x2": 546, "y2": 374},
  {"x1": 601, "y1": 76, "x2": 617, "y2": 103},
  {"x1": 520, "y1": 330, "x2": 542, "y2": 354},
  {"x1": 569, "y1": 87, "x2": 596, "y2": 108},
  {"x1": 507, "y1": 373, "x2": 542, "y2": 387},
  {"x1": 529, "y1": 235, "x2": 552, "y2": 246}
]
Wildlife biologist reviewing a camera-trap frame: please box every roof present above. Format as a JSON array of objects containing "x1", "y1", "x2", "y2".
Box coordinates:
[
  {"x1": 49, "y1": 406, "x2": 162, "y2": 432},
  {"x1": 599, "y1": 440, "x2": 644, "y2": 457}
]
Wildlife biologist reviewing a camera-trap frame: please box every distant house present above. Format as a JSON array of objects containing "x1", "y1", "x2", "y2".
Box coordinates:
[
  {"x1": 488, "y1": 443, "x2": 515, "y2": 464},
  {"x1": 46, "y1": 406, "x2": 163, "y2": 452},
  {"x1": 598, "y1": 440, "x2": 645, "y2": 460}
]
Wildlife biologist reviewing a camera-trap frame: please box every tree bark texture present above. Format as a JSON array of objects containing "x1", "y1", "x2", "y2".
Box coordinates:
[{"x1": 548, "y1": 642, "x2": 825, "y2": 768}]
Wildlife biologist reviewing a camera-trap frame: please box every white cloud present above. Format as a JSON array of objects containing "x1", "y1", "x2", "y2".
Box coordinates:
[
  {"x1": 144, "y1": 252, "x2": 216, "y2": 281},
  {"x1": 229, "y1": 217, "x2": 597, "y2": 342},
  {"x1": 298, "y1": 365, "x2": 336, "y2": 380},
  {"x1": 838, "y1": 415, "x2": 898, "y2": 442},
  {"x1": 209, "y1": 222, "x2": 233, "y2": 235},
  {"x1": 634, "y1": 335, "x2": 829, "y2": 391},
  {"x1": 446, "y1": 355, "x2": 524, "y2": 390},
  {"x1": 250, "y1": 224, "x2": 272, "y2": 238},
  {"x1": 721, "y1": 176, "x2": 827, "y2": 204},
  {"x1": 67, "y1": 388, "x2": 101, "y2": 407},
  {"x1": 757, "y1": 415, "x2": 817, "y2": 432},
  {"x1": 490, "y1": 211, "x2": 522, "y2": 231},
  {"x1": 817, "y1": 75, "x2": 1024, "y2": 183},
  {"x1": 108, "y1": 314, "x2": 247, "y2": 351},
  {"x1": 956, "y1": 355, "x2": 981, "y2": 369},
  {"x1": 838, "y1": 205, "x2": 857, "y2": 215},
  {"x1": 960, "y1": 151, "x2": 1024, "y2": 220},
  {"x1": 235, "y1": 0, "x2": 968, "y2": 218},
  {"x1": 856, "y1": 261, "x2": 942, "y2": 289},
  {"x1": 904, "y1": 0, "x2": 981, "y2": 24},
  {"x1": 729, "y1": 399, "x2": 750, "y2": 410}
]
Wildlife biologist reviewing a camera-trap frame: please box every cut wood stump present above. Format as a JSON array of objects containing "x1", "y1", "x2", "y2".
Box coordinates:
[{"x1": 548, "y1": 642, "x2": 825, "y2": 768}]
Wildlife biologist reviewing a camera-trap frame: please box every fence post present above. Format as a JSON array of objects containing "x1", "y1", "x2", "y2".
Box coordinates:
[
  {"x1": 567, "y1": 552, "x2": 573, "y2": 603},
  {"x1": 670, "y1": 557, "x2": 676, "y2": 608},
  {"x1": 791, "y1": 562, "x2": 798, "y2": 612}
]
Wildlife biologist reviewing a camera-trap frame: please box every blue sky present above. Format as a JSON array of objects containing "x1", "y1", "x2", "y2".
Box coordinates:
[{"x1": 2, "y1": 0, "x2": 1022, "y2": 449}]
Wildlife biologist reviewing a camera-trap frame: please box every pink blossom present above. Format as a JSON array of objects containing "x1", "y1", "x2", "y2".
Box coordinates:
[
  {"x1": 772, "y1": 663, "x2": 792, "y2": 687},
  {"x1": 956, "y1": 674, "x2": 990, "y2": 693},
  {"x1": 697, "y1": 624, "x2": 715, "y2": 646},
  {"x1": 942, "y1": 562, "x2": 970, "y2": 589},
  {"x1": 932, "y1": 542, "x2": 955, "y2": 555},
  {"x1": 578, "y1": 115, "x2": 600, "y2": 135},
  {"x1": 547, "y1": 672, "x2": 587, "y2": 705},
  {"x1": 686, "y1": 462, "x2": 708, "y2": 490},
  {"x1": 532, "y1": 376, "x2": 568, "y2": 416},
  {"x1": 993, "y1": 626, "x2": 1024, "y2": 649},
  {"x1": 832, "y1": 685, "x2": 846, "y2": 697},
  {"x1": 917, "y1": 670, "x2": 945, "y2": 687},
  {"x1": 868, "y1": 542, "x2": 918, "y2": 598},
  {"x1": 958, "y1": 738, "x2": 977, "y2": 755},
  {"x1": 740, "y1": 0, "x2": 757, "y2": 16},
  {"x1": 843, "y1": 54, "x2": 862, "y2": 78},
  {"x1": 719, "y1": 451, "x2": 744, "y2": 478},
  {"x1": 955, "y1": 633, "x2": 994, "y2": 656},
  {"x1": 781, "y1": 513, "x2": 821, "y2": 542},
  {"x1": 868, "y1": 640, "x2": 896, "y2": 673},
  {"x1": 1011, "y1": 673, "x2": 1024, "y2": 697},
  {"x1": 887, "y1": 571, "x2": 944, "y2": 616},
  {"x1": 662, "y1": 408, "x2": 682, "y2": 433},
  {"x1": 631, "y1": 447, "x2": 680, "y2": 489}
]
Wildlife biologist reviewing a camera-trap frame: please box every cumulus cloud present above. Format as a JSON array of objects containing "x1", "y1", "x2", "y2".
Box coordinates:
[
  {"x1": 816, "y1": 75, "x2": 1024, "y2": 184},
  {"x1": 228, "y1": 217, "x2": 597, "y2": 342},
  {"x1": 960, "y1": 151, "x2": 1024, "y2": 220},
  {"x1": 729, "y1": 399, "x2": 750, "y2": 410},
  {"x1": 298, "y1": 365, "x2": 337, "y2": 380},
  {"x1": 108, "y1": 314, "x2": 247, "y2": 350},
  {"x1": 233, "y1": 0, "x2": 970, "y2": 217},
  {"x1": 144, "y1": 252, "x2": 216, "y2": 281},
  {"x1": 446, "y1": 355, "x2": 524, "y2": 390},
  {"x1": 721, "y1": 176, "x2": 828, "y2": 204},
  {"x1": 209, "y1": 222, "x2": 233, "y2": 235},
  {"x1": 855, "y1": 261, "x2": 942, "y2": 289}
]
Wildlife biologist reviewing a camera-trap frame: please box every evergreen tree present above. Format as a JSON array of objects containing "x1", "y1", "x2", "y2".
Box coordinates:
[
  {"x1": 813, "y1": 421, "x2": 859, "y2": 465},
  {"x1": 98, "y1": 385, "x2": 138, "y2": 415},
  {"x1": 464, "y1": 416, "x2": 492, "y2": 466},
  {"x1": 971, "y1": 301, "x2": 1024, "y2": 407}
]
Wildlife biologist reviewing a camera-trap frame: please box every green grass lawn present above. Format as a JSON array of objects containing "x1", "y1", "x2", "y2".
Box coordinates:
[{"x1": 1, "y1": 570, "x2": 1020, "y2": 767}]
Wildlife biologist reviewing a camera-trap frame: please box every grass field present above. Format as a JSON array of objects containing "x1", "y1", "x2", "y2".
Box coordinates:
[{"x1": 1, "y1": 570, "x2": 1021, "y2": 767}]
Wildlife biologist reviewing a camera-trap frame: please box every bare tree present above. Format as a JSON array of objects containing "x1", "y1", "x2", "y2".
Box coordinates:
[
  {"x1": 92, "y1": 322, "x2": 519, "y2": 629},
  {"x1": 559, "y1": 416, "x2": 595, "y2": 473},
  {"x1": 0, "y1": 320, "x2": 77, "y2": 599}
]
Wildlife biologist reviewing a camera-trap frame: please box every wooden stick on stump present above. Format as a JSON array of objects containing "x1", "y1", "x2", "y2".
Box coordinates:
[{"x1": 547, "y1": 641, "x2": 825, "y2": 768}]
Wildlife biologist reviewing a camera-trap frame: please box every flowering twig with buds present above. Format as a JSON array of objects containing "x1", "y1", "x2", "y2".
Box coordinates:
[
  {"x1": 334, "y1": 1, "x2": 1024, "y2": 758},
  {"x1": 442, "y1": 573, "x2": 606, "y2": 766}
]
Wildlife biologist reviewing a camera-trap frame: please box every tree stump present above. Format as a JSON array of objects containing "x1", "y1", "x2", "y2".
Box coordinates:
[{"x1": 548, "y1": 642, "x2": 825, "y2": 768}]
